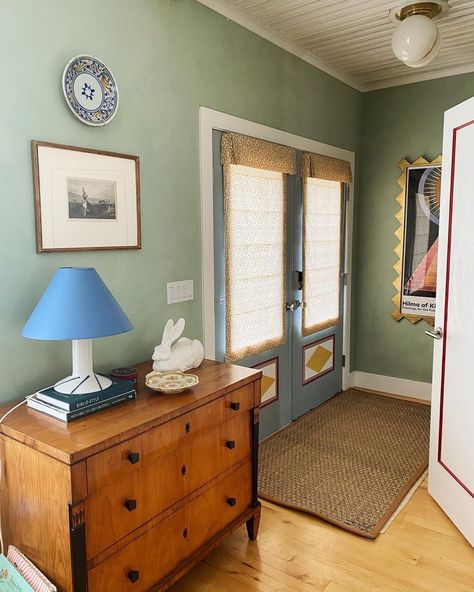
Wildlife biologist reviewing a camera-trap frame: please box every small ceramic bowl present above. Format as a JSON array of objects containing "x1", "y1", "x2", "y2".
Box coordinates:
[{"x1": 145, "y1": 371, "x2": 199, "y2": 394}]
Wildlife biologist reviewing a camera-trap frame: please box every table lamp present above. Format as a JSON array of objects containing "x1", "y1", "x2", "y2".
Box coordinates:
[{"x1": 22, "y1": 267, "x2": 133, "y2": 395}]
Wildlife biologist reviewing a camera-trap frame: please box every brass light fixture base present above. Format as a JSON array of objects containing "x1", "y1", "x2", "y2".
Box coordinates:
[
  {"x1": 389, "y1": 0, "x2": 449, "y2": 22},
  {"x1": 399, "y1": 2, "x2": 442, "y2": 19}
]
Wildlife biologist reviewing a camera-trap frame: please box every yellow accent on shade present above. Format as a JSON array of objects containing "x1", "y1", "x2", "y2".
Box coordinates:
[
  {"x1": 261, "y1": 375, "x2": 276, "y2": 396},
  {"x1": 307, "y1": 346, "x2": 332, "y2": 374}
]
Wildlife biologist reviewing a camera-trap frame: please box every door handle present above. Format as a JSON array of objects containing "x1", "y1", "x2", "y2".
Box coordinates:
[
  {"x1": 286, "y1": 300, "x2": 303, "y2": 311},
  {"x1": 425, "y1": 327, "x2": 443, "y2": 340}
]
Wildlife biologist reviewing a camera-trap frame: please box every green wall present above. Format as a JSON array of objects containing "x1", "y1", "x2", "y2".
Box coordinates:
[
  {"x1": 2, "y1": 0, "x2": 473, "y2": 400},
  {"x1": 0, "y1": 0, "x2": 361, "y2": 402},
  {"x1": 353, "y1": 74, "x2": 474, "y2": 382}
]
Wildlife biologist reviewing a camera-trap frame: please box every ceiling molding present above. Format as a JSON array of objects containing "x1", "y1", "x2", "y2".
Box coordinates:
[
  {"x1": 196, "y1": 0, "x2": 474, "y2": 93},
  {"x1": 196, "y1": 0, "x2": 364, "y2": 91},
  {"x1": 364, "y1": 61, "x2": 474, "y2": 91}
]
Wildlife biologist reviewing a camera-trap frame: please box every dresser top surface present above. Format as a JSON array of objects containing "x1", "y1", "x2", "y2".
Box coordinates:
[{"x1": 0, "y1": 360, "x2": 261, "y2": 465}]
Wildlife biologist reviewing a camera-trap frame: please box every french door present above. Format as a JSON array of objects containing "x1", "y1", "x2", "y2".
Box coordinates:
[{"x1": 212, "y1": 130, "x2": 348, "y2": 439}]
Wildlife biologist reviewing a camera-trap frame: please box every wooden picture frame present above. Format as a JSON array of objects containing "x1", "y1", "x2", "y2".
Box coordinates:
[
  {"x1": 32, "y1": 141, "x2": 141, "y2": 252},
  {"x1": 392, "y1": 155, "x2": 442, "y2": 325}
]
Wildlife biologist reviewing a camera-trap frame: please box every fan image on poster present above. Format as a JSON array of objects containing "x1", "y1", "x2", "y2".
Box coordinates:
[{"x1": 401, "y1": 165, "x2": 442, "y2": 318}]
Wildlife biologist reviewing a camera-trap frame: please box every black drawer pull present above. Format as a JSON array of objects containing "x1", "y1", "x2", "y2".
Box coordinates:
[
  {"x1": 128, "y1": 570, "x2": 140, "y2": 583},
  {"x1": 124, "y1": 499, "x2": 137, "y2": 512},
  {"x1": 226, "y1": 440, "x2": 236, "y2": 449},
  {"x1": 181, "y1": 465, "x2": 187, "y2": 476},
  {"x1": 185, "y1": 422, "x2": 191, "y2": 433},
  {"x1": 230, "y1": 402, "x2": 240, "y2": 411},
  {"x1": 226, "y1": 497, "x2": 237, "y2": 507},
  {"x1": 183, "y1": 528, "x2": 189, "y2": 539},
  {"x1": 127, "y1": 452, "x2": 140, "y2": 464}
]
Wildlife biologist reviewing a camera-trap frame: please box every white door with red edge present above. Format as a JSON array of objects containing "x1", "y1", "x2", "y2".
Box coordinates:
[{"x1": 428, "y1": 96, "x2": 474, "y2": 545}]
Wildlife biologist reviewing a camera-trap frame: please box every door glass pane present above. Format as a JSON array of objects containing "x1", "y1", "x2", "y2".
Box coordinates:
[
  {"x1": 303, "y1": 177, "x2": 342, "y2": 335},
  {"x1": 224, "y1": 164, "x2": 286, "y2": 362}
]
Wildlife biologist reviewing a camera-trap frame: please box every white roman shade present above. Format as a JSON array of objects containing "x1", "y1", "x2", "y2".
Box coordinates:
[
  {"x1": 221, "y1": 133, "x2": 296, "y2": 362},
  {"x1": 301, "y1": 152, "x2": 351, "y2": 336}
]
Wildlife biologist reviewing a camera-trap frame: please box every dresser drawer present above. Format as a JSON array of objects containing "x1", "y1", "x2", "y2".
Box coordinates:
[
  {"x1": 86, "y1": 412, "x2": 252, "y2": 558},
  {"x1": 223, "y1": 383, "x2": 255, "y2": 421},
  {"x1": 88, "y1": 462, "x2": 252, "y2": 592},
  {"x1": 87, "y1": 383, "x2": 253, "y2": 493},
  {"x1": 87, "y1": 396, "x2": 224, "y2": 493},
  {"x1": 219, "y1": 412, "x2": 251, "y2": 472},
  {"x1": 88, "y1": 503, "x2": 187, "y2": 592},
  {"x1": 86, "y1": 447, "x2": 188, "y2": 559},
  {"x1": 185, "y1": 461, "x2": 252, "y2": 555}
]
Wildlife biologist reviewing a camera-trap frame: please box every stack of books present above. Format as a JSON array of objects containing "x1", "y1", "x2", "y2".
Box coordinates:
[{"x1": 27, "y1": 379, "x2": 136, "y2": 423}]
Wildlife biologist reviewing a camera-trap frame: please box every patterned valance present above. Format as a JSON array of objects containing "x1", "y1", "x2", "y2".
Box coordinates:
[
  {"x1": 301, "y1": 152, "x2": 352, "y2": 183},
  {"x1": 221, "y1": 132, "x2": 297, "y2": 175}
]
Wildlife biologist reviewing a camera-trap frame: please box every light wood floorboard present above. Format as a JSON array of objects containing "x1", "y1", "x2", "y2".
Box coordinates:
[{"x1": 170, "y1": 481, "x2": 474, "y2": 592}]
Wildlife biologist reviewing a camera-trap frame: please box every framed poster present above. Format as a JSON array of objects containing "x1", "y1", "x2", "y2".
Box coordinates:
[
  {"x1": 392, "y1": 155, "x2": 442, "y2": 324},
  {"x1": 32, "y1": 141, "x2": 141, "y2": 252}
]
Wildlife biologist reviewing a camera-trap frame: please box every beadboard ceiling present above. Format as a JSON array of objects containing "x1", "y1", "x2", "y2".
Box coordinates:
[{"x1": 197, "y1": 0, "x2": 474, "y2": 91}]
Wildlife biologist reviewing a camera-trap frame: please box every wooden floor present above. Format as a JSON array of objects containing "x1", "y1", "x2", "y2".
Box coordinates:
[{"x1": 170, "y1": 480, "x2": 474, "y2": 592}]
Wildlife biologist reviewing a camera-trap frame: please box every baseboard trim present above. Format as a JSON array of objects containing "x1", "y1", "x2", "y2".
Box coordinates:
[{"x1": 350, "y1": 371, "x2": 432, "y2": 401}]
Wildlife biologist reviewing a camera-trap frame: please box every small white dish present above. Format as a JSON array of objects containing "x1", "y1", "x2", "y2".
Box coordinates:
[{"x1": 145, "y1": 371, "x2": 199, "y2": 394}]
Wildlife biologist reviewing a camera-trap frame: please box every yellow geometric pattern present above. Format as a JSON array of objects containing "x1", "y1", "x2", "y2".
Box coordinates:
[
  {"x1": 261, "y1": 374, "x2": 276, "y2": 397},
  {"x1": 306, "y1": 346, "x2": 332, "y2": 374}
]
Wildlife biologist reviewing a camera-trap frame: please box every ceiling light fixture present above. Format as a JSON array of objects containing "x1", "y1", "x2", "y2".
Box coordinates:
[{"x1": 390, "y1": 1, "x2": 449, "y2": 68}]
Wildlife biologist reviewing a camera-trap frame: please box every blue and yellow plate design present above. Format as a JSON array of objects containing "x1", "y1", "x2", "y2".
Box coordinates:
[{"x1": 62, "y1": 55, "x2": 119, "y2": 126}]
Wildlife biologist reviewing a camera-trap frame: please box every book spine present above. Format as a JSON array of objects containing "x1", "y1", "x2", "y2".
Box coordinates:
[
  {"x1": 69, "y1": 393, "x2": 109, "y2": 411},
  {"x1": 68, "y1": 387, "x2": 135, "y2": 411},
  {"x1": 66, "y1": 392, "x2": 135, "y2": 422},
  {"x1": 39, "y1": 383, "x2": 135, "y2": 411}
]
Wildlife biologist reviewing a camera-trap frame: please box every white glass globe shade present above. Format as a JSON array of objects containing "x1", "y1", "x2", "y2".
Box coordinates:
[
  {"x1": 392, "y1": 14, "x2": 440, "y2": 66},
  {"x1": 404, "y1": 32, "x2": 441, "y2": 68}
]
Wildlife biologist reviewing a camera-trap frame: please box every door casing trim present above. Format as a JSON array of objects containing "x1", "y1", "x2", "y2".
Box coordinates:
[{"x1": 199, "y1": 107, "x2": 355, "y2": 390}]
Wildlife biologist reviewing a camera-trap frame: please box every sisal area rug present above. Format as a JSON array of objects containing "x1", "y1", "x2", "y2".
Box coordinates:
[{"x1": 258, "y1": 389, "x2": 430, "y2": 538}]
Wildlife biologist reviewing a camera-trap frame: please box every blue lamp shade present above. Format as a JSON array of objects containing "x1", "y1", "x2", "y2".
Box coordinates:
[{"x1": 22, "y1": 267, "x2": 133, "y2": 341}]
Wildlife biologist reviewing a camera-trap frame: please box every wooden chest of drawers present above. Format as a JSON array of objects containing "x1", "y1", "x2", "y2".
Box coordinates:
[{"x1": 0, "y1": 360, "x2": 262, "y2": 592}]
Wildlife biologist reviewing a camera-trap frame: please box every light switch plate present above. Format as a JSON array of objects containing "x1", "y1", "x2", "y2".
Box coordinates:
[{"x1": 167, "y1": 280, "x2": 194, "y2": 304}]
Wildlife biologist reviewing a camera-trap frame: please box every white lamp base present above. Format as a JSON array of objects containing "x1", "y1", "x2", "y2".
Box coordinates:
[
  {"x1": 53, "y1": 339, "x2": 112, "y2": 395},
  {"x1": 54, "y1": 373, "x2": 112, "y2": 395}
]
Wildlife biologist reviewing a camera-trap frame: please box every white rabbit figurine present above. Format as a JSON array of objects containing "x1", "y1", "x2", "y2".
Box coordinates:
[{"x1": 152, "y1": 318, "x2": 204, "y2": 373}]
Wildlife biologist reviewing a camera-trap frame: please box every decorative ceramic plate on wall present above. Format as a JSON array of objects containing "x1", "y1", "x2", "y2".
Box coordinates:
[{"x1": 62, "y1": 55, "x2": 119, "y2": 126}]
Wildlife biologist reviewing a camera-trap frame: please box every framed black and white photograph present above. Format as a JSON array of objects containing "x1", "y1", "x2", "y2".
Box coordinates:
[
  {"x1": 67, "y1": 178, "x2": 117, "y2": 220},
  {"x1": 32, "y1": 141, "x2": 141, "y2": 252}
]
